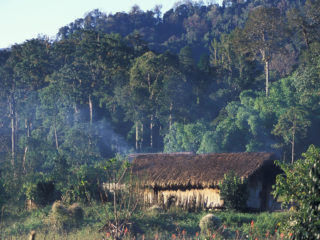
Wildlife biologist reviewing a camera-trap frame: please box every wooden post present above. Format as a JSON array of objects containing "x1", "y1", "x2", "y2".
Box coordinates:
[{"x1": 29, "y1": 231, "x2": 36, "y2": 240}]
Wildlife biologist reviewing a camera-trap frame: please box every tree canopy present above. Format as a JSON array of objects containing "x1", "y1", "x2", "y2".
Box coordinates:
[{"x1": 0, "y1": 0, "x2": 320, "y2": 215}]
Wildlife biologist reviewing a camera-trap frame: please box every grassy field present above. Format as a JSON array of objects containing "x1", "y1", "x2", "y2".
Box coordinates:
[{"x1": 0, "y1": 202, "x2": 291, "y2": 240}]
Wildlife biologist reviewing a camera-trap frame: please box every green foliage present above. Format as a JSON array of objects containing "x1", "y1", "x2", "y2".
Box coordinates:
[
  {"x1": 61, "y1": 164, "x2": 106, "y2": 203},
  {"x1": 272, "y1": 106, "x2": 311, "y2": 163},
  {"x1": 0, "y1": 178, "x2": 7, "y2": 208},
  {"x1": 199, "y1": 76, "x2": 309, "y2": 155},
  {"x1": 273, "y1": 107, "x2": 311, "y2": 143},
  {"x1": 179, "y1": 46, "x2": 194, "y2": 71},
  {"x1": 0, "y1": 200, "x2": 291, "y2": 239},
  {"x1": 273, "y1": 145, "x2": 320, "y2": 239},
  {"x1": 61, "y1": 124, "x2": 101, "y2": 166},
  {"x1": 23, "y1": 173, "x2": 57, "y2": 206},
  {"x1": 164, "y1": 121, "x2": 207, "y2": 153},
  {"x1": 1, "y1": 1, "x2": 320, "y2": 237},
  {"x1": 219, "y1": 171, "x2": 248, "y2": 211}
]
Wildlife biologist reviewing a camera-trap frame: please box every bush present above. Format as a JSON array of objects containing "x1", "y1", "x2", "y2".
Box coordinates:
[
  {"x1": 60, "y1": 164, "x2": 106, "y2": 204},
  {"x1": 219, "y1": 171, "x2": 248, "y2": 210},
  {"x1": 24, "y1": 178, "x2": 57, "y2": 207},
  {"x1": 273, "y1": 145, "x2": 320, "y2": 239}
]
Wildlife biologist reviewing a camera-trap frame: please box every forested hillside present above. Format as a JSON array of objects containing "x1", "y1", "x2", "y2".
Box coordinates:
[{"x1": 0, "y1": 0, "x2": 319, "y2": 208}]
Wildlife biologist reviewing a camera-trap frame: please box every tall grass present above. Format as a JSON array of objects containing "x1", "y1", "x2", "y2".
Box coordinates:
[{"x1": 0, "y1": 202, "x2": 291, "y2": 240}]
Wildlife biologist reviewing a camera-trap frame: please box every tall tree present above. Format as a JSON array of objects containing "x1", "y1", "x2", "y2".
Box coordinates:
[
  {"x1": 129, "y1": 51, "x2": 165, "y2": 150},
  {"x1": 0, "y1": 50, "x2": 14, "y2": 168},
  {"x1": 272, "y1": 106, "x2": 311, "y2": 163},
  {"x1": 179, "y1": 45, "x2": 194, "y2": 71},
  {"x1": 235, "y1": 6, "x2": 285, "y2": 96}
]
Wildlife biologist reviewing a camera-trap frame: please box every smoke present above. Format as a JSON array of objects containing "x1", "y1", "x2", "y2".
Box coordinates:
[{"x1": 94, "y1": 119, "x2": 134, "y2": 157}]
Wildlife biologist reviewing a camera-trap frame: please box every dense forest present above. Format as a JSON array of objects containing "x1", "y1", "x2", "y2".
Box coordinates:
[{"x1": 0, "y1": 0, "x2": 319, "y2": 218}]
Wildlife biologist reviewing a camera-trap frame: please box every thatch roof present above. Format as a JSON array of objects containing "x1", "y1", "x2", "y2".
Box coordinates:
[{"x1": 132, "y1": 152, "x2": 275, "y2": 188}]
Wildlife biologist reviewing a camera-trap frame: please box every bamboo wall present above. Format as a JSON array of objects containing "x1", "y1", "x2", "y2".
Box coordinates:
[{"x1": 144, "y1": 188, "x2": 223, "y2": 209}]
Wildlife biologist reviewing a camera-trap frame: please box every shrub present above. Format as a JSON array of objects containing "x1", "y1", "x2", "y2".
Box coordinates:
[
  {"x1": 60, "y1": 164, "x2": 106, "y2": 204},
  {"x1": 219, "y1": 171, "x2": 248, "y2": 210},
  {"x1": 25, "y1": 181, "x2": 56, "y2": 206},
  {"x1": 273, "y1": 145, "x2": 320, "y2": 239}
]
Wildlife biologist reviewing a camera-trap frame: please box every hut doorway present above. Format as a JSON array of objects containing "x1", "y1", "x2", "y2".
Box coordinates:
[{"x1": 167, "y1": 196, "x2": 176, "y2": 209}]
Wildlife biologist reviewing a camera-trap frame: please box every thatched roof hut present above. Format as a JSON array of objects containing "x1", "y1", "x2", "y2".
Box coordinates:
[
  {"x1": 133, "y1": 152, "x2": 275, "y2": 188},
  {"x1": 132, "y1": 152, "x2": 280, "y2": 211}
]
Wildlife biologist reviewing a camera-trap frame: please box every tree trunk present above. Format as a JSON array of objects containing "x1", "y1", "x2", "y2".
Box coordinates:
[
  {"x1": 23, "y1": 145, "x2": 28, "y2": 174},
  {"x1": 260, "y1": 46, "x2": 269, "y2": 97},
  {"x1": 25, "y1": 119, "x2": 30, "y2": 137},
  {"x1": 53, "y1": 115, "x2": 59, "y2": 150},
  {"x1": 169, "y1": 103, "x2": 173, "y2": 130},
  {"x1": 214, "y1": 46, "x2": 217, "y2": 65},
  {"x1": 135, "y1": 122, "x2": 139, "y2": 151},
  {"x1": 54, "y1": 125, "x2": 59, "y2": 150},
  {"x1": 140, "y1": 123, "x2": 144, "y2": 150},
  {"x1": 291, "y1": 131, "x2": 295, "y2": 164},
  {"x1": 11, "y1": 116, "x2": 15, "y2": 168},
  {"x1": 265, "y1": 59, "x2": 269, "y2": 97},
  {"x1": 150, "y1": 115, "x2": 153, "y2": 149},
  {"x1": 113, "y1": 174, "x2": 118, "y2": 236},
  {"x1": 23, "y1": 119, "x2": 31, "y2": 175},
  {"x1": 89, "y1": 95, "x2": 93, "y2": 125},
  {"x1": 302, "y1": 28, "x2": 309, "y2": 49},
  {"x1": 74, "y1": 104, "x2": 79, "y2": 124},
  {"x1": 9, "y1": 94, "x2": 16, "y2": 170},
  {"x1": 292, "y1": 114, "x2": 296, "y2": 164}
]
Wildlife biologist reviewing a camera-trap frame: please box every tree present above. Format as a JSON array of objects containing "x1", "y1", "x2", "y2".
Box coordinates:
[
  {"x1": 286, "y1": 0, "x2": 320, "y2": 48},
  {"x1": 179, "y1": 45, "x2": 194, "y2": 71},
  {"x1": 39, "y1": 82, "x2": 65, "y2": 150},
  {"x1": 272, "y1": 107, "x2": 311, "y2": 163},
  {"x1": 159, "y1": 52, "x2": 190, "y2": 130},
  {"x1": 129, "y1": 51, "x2": 164, "y2": 150},
  {"x1": 1, "y1": 39, "x2": 53, "y2": 174},
  {"x1": 0, "y1": 50, "x2": 14, "y2": 169},
  {"x1": 129, "y1": 51, "x2": 187, "y2": 151},
  {"x1": 164, "y1": 121, "x2": 207, "y2": 153},
  {"x1": 61, "y1": 124, "x2": 101, "y2": 166},
  {"x1": 235, "y1": 6, "x2": 285, "y2": 96},
  {"x1": 210, "y1": 34, "x2": 261, "y2": 91},
  {"x1": 219, "y1": 171, "x2": 248, "y2": 210},
  {"x1": 273, "y1": 145, "x2": 320, "y2": 239},
  {"x1": 293, "y1": 43, "x2": 320, "y2": 107},
  {"x1": 287, "y1": 8, "x2": 312, "y2": 49}
]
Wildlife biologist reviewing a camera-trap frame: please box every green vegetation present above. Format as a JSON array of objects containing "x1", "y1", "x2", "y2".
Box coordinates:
[
  {"x1": 273, "y1": 145, "x2": 320, "y2": 239},
  {"x1": 199, "y1": 214, "x2": 222, "y2": 234},
  {"x1": 0, "y1": 0, "x2": 319, "y2": 238},
  {"x1": 219, "y1": 171, "x2": 248, "y2": 211},
  {"x1": 0, "y1": 203, "x2": 290, "y2": 239}
]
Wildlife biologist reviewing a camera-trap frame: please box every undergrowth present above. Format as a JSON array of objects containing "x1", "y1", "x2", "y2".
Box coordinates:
[{"x1": 0, "y1": 202, "x2": 290, "y2": 240}]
